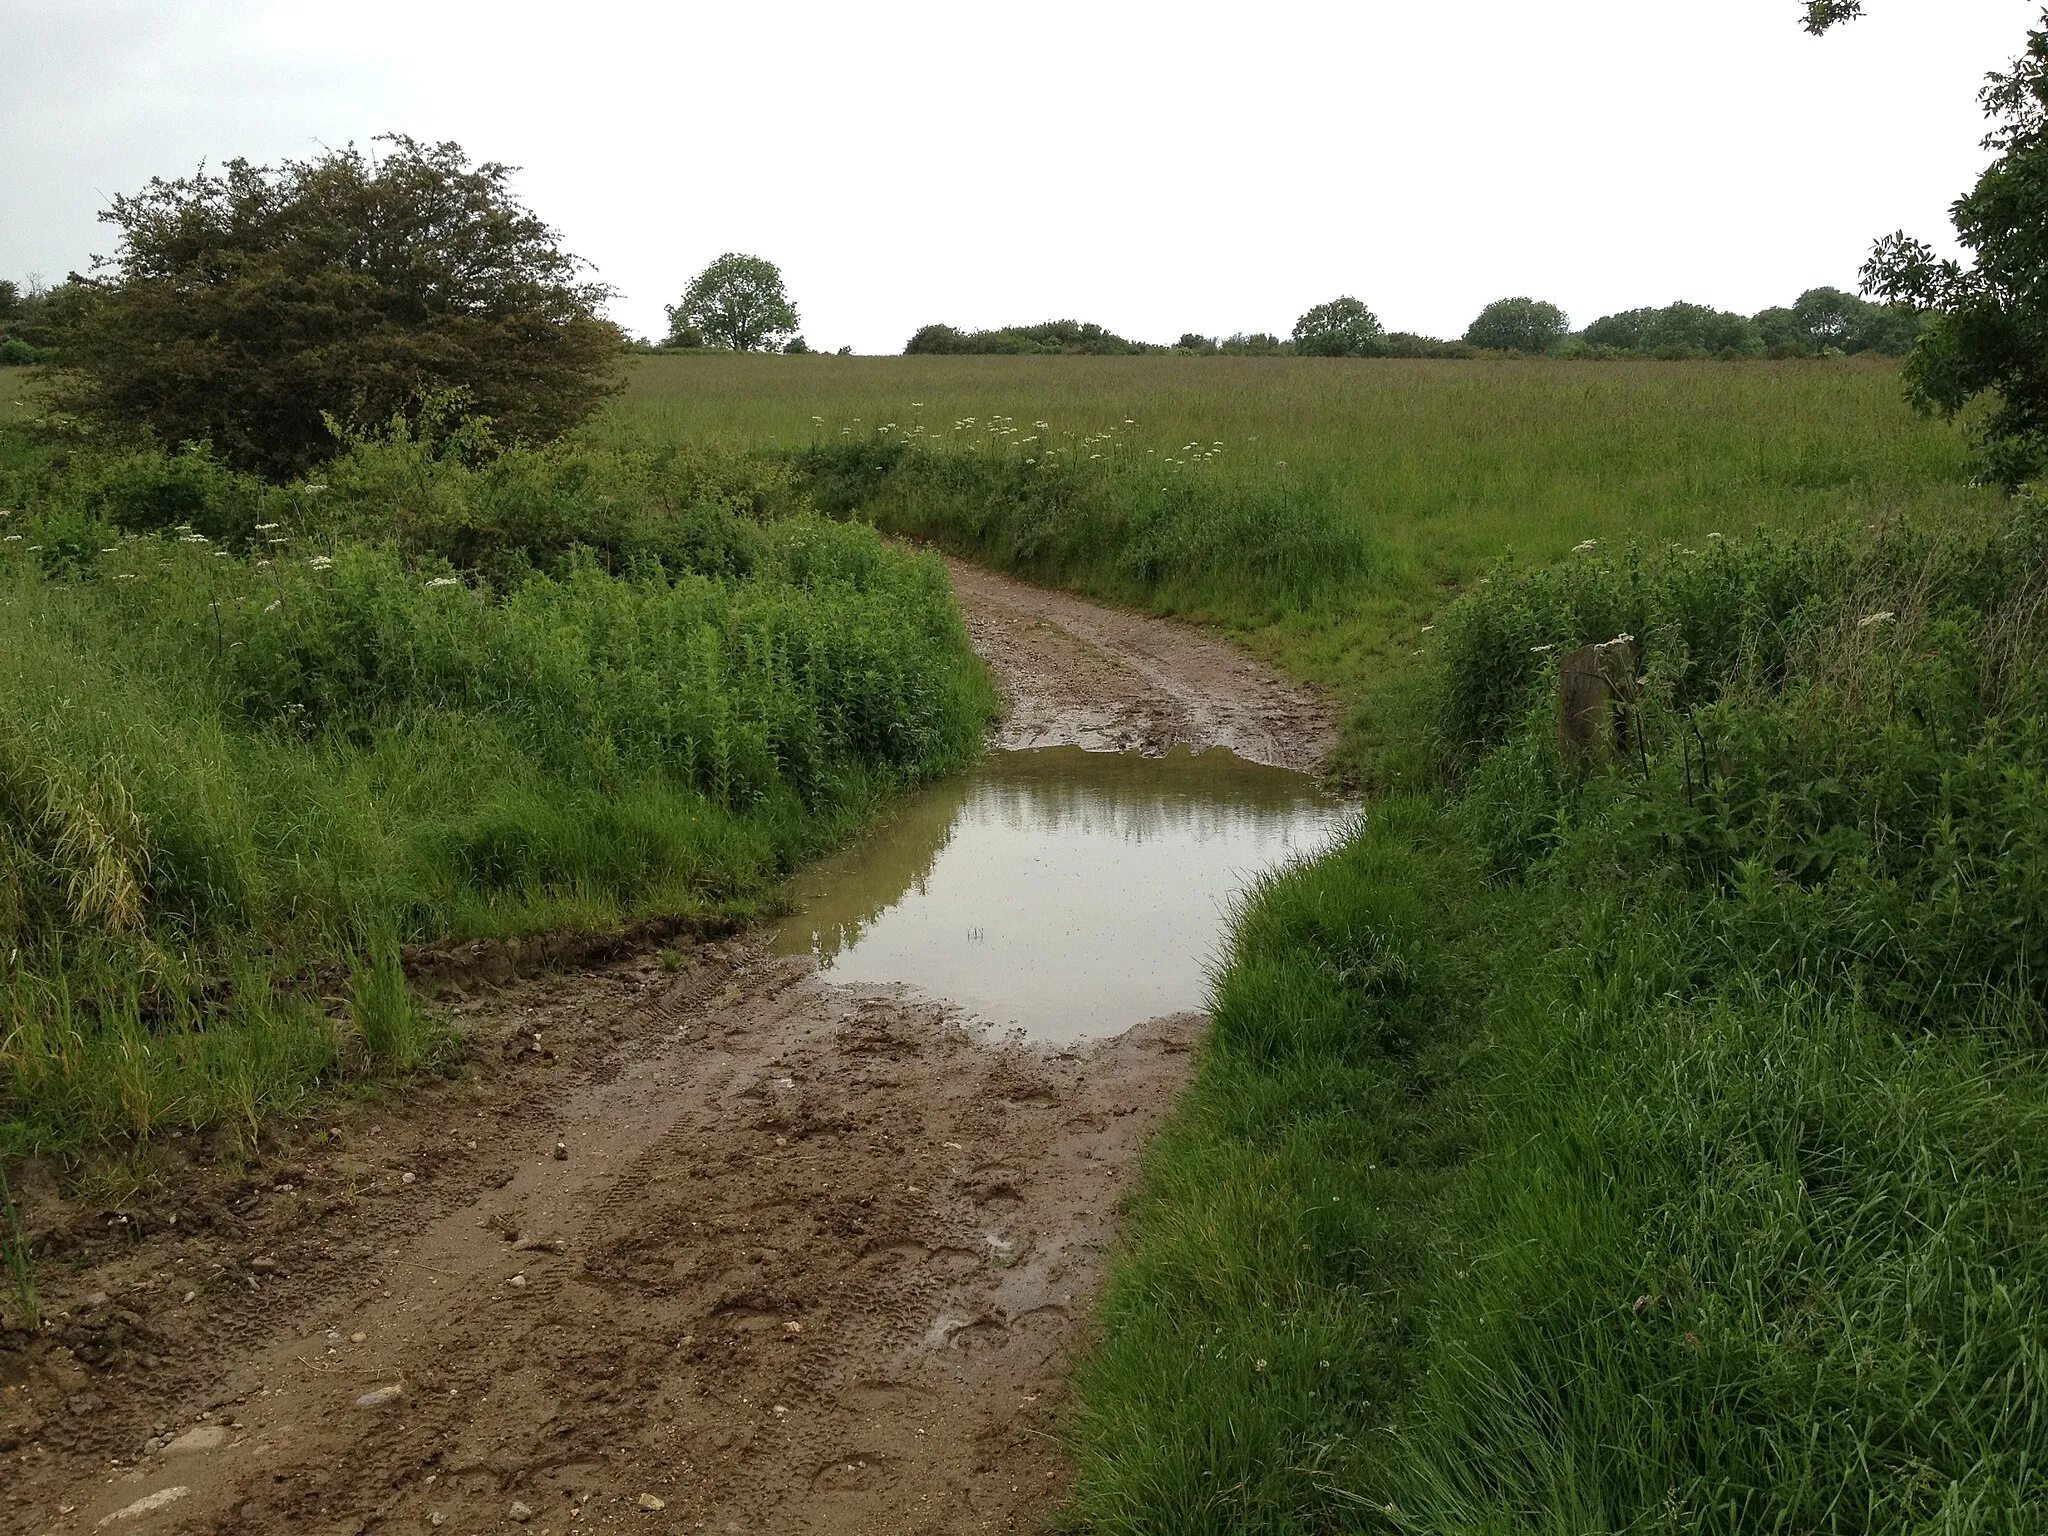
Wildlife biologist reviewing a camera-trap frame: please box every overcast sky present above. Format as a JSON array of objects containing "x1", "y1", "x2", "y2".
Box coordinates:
[{"x1": 0, "y1": 0, "x2": 2034, "y2": 352}]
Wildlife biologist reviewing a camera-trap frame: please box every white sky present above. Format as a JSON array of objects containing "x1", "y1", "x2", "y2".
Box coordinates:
[{"x1": 0, "y1": 0, "x2": 2034, "y2": 352}]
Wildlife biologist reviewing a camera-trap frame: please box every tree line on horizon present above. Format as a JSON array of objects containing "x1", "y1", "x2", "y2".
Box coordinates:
[{"x1": 895, "y1": 285, "x2": 1928, "y2": 363}]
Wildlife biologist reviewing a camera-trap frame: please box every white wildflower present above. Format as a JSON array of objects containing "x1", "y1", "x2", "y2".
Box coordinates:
[
  {"x1": 308, "y1": 555, "x2": 334, "y2": 571},
  {"x1": 1857, "y1": 610, "x2": 1896, "y2": 629},
  {"x1": 264, "y1": 599, "x2": 281, "y2": 613},
  {"x1": 1573, "y1": 539, "x2": 1597, "y2": 553},
  {"x1": 426, "y1": 576, "x2": 461, "y2": 588}
]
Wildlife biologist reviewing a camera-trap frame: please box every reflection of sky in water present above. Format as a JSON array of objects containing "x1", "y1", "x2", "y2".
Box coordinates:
[{"x1": 772, "y1": 746, "x2": 1354, "y2": 1043}]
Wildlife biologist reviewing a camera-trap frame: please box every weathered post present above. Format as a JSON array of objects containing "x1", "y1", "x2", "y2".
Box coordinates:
[{"x1": 1557, "y1": 634, "x2": 1640, "y2": 768}]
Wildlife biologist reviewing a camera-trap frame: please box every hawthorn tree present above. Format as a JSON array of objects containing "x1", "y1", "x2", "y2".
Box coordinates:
[
  {"x1": 668, "y1": 254, "x2": 799, "y2": 352},
  {"x1": 48, "y1": 137, "x2": 622, "y2": 479}
]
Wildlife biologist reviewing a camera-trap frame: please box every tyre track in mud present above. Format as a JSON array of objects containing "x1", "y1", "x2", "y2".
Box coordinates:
[{"x1": 6, "y1": 563, "x2": 1334, "y2": 1536}]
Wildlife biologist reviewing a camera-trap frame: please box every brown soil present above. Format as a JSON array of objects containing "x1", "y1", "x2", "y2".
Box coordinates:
[
  {"x1": 1, "y1": 563, "x2": 1335, "y2": 1536},
  {"x1": 948, "y1": 557, "x2": 1336, "y2": 772}
]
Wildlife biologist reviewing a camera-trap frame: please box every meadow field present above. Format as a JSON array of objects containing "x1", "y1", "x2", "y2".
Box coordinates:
[{"x1": 612, "y1": 354, "x2": 1999, "y2": 773}]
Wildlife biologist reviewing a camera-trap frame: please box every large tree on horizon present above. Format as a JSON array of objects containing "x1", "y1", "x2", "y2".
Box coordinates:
[{"x1": 667, "y1": 254, "x2": 800, "y2": 352}]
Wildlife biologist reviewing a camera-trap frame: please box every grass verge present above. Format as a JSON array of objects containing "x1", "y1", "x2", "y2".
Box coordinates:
[
  {"x1": 1071, "y1": 494, "x2": 2048, "y2": 1531},
  {"x1": 0, "y1": 414, "x2": 993, "y2": 1161}
]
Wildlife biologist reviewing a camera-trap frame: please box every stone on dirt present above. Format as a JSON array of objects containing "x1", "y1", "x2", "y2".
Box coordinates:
[
  {"x1": 509, "y1": 1499, "x2": 534, "y2": 1522},
  {"x1": 162, "y1": 1424, "x2": 228, "y2": 1455},
  {"x1": 356, "y1": 1383, "x2": 404, "y2": 1408},
  {"x1": 638, "y1": 1492, "x2": 667, "y2": 1510},
  {"x1": 96, "y1": 1486, "x2": 190, "y2": 1526}
]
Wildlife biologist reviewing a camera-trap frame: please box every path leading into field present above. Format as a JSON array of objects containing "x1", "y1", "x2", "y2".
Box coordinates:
[{"x1": 4, "y1": 561, "x2": 1334, "y2": 1536}]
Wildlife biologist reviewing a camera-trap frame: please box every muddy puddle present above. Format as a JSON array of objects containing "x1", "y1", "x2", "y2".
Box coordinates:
[{"x1": 773, "y1": 745, "x2": 1353, "y2": 1042}]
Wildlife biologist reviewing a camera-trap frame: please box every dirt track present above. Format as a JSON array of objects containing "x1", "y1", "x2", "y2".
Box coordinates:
[{"x1": 0, "y1": 562, "x2": 1334, "y2": 1536}]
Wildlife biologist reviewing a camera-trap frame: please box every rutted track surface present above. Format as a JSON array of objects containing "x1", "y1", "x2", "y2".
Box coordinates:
[{"x1": 1, "y1": 563, "x2": 1334, "y2": 1535}]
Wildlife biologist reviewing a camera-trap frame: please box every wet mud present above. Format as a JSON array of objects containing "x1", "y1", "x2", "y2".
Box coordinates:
[{"x1": 1, "y1": 562, "x2": 1337, "y2": 1535}]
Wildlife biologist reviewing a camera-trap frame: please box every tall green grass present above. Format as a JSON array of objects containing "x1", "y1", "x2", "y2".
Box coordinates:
[
  {"x1": 607, "y1": 354, "x2": 1997, "y2": 752},
  {"x1": 1072, "y1": 497, "x2": 2048, "y2": 1532},
  {"x1": 0, "y1": 422, "x2": 992, "y2": 1156}
]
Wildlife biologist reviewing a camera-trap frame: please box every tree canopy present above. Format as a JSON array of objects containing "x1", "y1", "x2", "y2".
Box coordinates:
[
  {"x1": 1465, "y1": 297, "x2": 1570, "y2": 354},
  {"x1": 1861, "y1": 8, "x2": 2048, "y2": 484},
  {"x1": 1581, "y1": 302, "x2": 1761, "y2": 358},
  {"x1": 1292, "y1": 297, "x2": 1387, "y2": 358},
  {"x1": 1801, "y1": 1, "x2": 1864, "y2": 35},
  {"x1": 669, "y1": 254, "x2": 800, "y2": 352},
  {"x1": 45, "y1": 137, "x2": 622, "y2": 479}
]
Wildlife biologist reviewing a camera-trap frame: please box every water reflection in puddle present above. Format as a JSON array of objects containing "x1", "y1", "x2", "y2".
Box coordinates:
[{"x1": 772, "y1": 746, "x2": 1353, "y2": 1043}]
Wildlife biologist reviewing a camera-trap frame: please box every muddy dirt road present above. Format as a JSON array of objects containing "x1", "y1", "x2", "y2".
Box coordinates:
[{"x1": 1, "y1": 563, "x2": 1335, "y2": 1536}]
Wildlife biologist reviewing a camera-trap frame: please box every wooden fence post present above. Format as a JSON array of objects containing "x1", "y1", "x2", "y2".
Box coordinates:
[{"x1": 1557, "y1": 635, "x2": 1640, "y2": 768}]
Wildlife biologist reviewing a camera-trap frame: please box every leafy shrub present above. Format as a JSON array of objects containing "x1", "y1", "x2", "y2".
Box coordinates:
[{"x1": 43, "y1": 137, "x2": 622, "y2": 479}]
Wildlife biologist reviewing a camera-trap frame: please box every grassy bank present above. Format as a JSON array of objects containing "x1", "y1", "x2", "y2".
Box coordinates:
[
  {"x1": 0, "y1": 418, "x2": 991, "y2": 1162},
  {"x1": 609, "y1": 354, "x2": 1998, "y2": 773},
  {"x1": 1071, "y1": 498, "x2": 2048, "y2": 1531}
]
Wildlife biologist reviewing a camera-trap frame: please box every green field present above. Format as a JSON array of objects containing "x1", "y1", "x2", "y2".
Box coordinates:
[
  {"x1": 6, "y1": 350, "x2": 2040, "y2": 1531},
  {"x1": 611, "y1": 354, "x2": 1997, "y2": 770}
]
